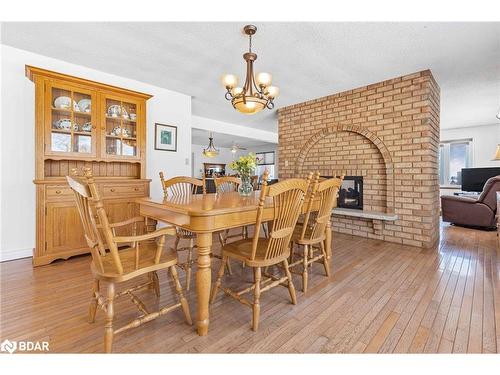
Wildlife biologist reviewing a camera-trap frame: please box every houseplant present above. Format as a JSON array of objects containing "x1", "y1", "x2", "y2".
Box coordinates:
[{"x1": 229, "y1": 153, "x2": 257, "y2": 196}]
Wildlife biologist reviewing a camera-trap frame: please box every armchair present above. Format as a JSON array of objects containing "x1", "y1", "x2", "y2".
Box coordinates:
[
  {"x1": 67, "y1": 168, "x2": 192, "y2": 353},
  {"x1": 441, "y1": 176, "x2": 500, "y2": 228}
]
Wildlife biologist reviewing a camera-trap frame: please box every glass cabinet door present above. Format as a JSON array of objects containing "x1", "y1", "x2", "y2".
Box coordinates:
[
  {"x1": 103, "y1": 96, "x2": 139, "y2": 159},
  {"x1": 46, "y1": 83, "x2": 96, "y2": 156}
]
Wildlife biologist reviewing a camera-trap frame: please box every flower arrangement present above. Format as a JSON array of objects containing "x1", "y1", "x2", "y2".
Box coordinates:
[
  {"x1": 229, "y1": 153, "x2": 257, "y2": 196},
  {"x1": 229, "y1": 153, "x2": 257, "y2": 176}
]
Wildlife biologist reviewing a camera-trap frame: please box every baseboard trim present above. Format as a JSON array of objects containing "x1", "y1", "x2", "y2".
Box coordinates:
[{"x1": 0, "y1": 247, "x2": 33, "y2": 262}]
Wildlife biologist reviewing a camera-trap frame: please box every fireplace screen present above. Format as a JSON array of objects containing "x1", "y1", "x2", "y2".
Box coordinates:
[{"x1": 338, "y1": 176, "x2": 363, "y2": 210}]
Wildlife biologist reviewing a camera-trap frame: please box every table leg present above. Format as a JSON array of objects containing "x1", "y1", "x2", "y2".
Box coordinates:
[
  {"x1": 196, "y1": 232, "x2": 212, "y2": 336},
  {"x1": 325, "y1": 220, "x2": 332, "y2": 260}
]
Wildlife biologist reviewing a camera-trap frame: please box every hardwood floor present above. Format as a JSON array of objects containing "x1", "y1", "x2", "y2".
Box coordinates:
[{"x1": 1, "y1": 222, "x2": 499, "y2": 353}]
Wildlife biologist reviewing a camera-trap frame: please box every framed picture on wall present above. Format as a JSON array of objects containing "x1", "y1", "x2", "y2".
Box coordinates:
[{"x1": 154, "y1": 123, "x2": 177, "y2": 152}]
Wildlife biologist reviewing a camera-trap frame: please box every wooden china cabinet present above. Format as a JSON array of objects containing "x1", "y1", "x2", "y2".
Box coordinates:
[{"x1": 26, "y1": 66, "x2": 153, "y2": 266}]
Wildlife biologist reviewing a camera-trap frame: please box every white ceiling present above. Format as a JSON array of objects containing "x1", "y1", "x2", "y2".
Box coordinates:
[
  {"x1": 191, "y1": 128, "x2": 274, "y2": 149},
  {"x1": 2, "y1": 22, "x2": 499, "y2": 132}
]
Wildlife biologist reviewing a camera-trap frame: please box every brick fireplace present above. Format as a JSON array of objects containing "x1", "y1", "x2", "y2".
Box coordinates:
[{"x1": 278, "y1": 70, "x2": 440, "y2": 248}]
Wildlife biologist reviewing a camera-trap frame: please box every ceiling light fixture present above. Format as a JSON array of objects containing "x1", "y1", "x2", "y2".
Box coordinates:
[
  {"x1": 202, "y1": 132, "x2": 219, "y2": 158},
  {"x1": 230, "y1": 142, "x2": 247, "y2": 154},
  {"x1": 221, "y1": 25, "x2": 279, "y2": 115}
]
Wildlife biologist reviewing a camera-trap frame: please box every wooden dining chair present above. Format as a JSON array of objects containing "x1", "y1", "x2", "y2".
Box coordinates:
[
  {"x1": 253, "y1": 174, "x2": 270, "y2": 238},
  {"x1": 215, "y1": 176, "x2": 249, "y2": 244},
  {"x1": 67, "y1": 168, "x2": 191, "y2": 353},
  {"x1": 210, "y1": 170, "x2": 311, "y2": 331},
  {"x1": 289, "y1": 173, "x2": 342, "y2": 292},
  {"x1": 159, "y1": 172, "x2": 206, "y2": 291},
  {"x1": 214, "y1": 176, "x2": 270, "y2": 262},
  {"x1": 212, "y1": 176, "x2": 243, "y2": 274},
  {"x1": 250, "y1": 175, "x2": 259, "y2": 190}
]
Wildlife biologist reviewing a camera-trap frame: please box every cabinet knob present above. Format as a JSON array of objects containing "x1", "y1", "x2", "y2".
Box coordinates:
[
  {"x1": 110, "y1": 188, "x2": 116, "y2": 192},
  {"x1": 55, "y1": 190, "x2": 61, "y2": 194},
  {"x1": 134, "y1": 187, "x2": 139, "y2": 191}
]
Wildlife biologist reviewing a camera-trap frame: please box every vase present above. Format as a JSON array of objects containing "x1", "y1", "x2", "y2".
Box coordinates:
[{"x1": 238, "y1": 174, "x2": 253, "y2": 197}]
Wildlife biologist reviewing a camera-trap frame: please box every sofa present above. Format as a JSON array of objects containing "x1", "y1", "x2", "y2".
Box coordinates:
[{"x1": 441, "y1": 175, "x2": 500, "y2": 228}]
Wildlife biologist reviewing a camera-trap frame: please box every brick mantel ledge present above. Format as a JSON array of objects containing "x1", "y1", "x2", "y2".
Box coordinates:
[
  {"x1": 332, "y1": 208, "x2": 398, "y2": 236},
  {"x1": 332, "y1": 208, "x2": 398, "y2": 221}
]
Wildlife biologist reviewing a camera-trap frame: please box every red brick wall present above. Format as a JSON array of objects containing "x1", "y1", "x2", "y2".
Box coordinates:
[{"x1": 278, "y1": 70, "x2": 440, "y2": 248}]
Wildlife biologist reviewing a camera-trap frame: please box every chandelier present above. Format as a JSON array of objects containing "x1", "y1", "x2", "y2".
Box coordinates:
[
  {"x1": 221, "y1": 25, "x2": 279, "y2": 115},
  {"x1": 202, "y1": 132, "x2": 219, "y2": 158}
]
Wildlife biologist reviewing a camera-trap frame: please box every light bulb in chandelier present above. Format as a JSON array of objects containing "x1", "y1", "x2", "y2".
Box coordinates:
[
  {"x1": 231, "y1": 87, "x2": 243, "y2": 96},
  {"x1": 221, "y1": 74, "x2": 238, "y2": 89},
  {"x1": 256, "y1": 72, "x2": 272, "y2": 87},
  {"x1": 266, "y1": 86, "x2": 280, "y2": 99}
]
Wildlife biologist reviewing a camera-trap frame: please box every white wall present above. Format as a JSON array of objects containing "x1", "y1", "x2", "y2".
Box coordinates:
[
  {"x1": 441, "y1": 123, "x2": 500, "y2": 168},
  {"x1": 439, "y1": 123, "x2": 500, "y2": 197},
  {"x1": 192, "y1": 115, "x2": 278, "y2": 144},
  {"x1": 0, "y1": 45, "x2": 192, "y2": 261}
]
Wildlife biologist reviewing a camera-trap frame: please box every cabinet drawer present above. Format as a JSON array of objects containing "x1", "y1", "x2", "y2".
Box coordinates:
[
  {"x1": 46, "y1": 186, "x2": 74, "y2": 201},
  {"x1": 102, "y1": 184, "x2": 145, "y2": 198}
]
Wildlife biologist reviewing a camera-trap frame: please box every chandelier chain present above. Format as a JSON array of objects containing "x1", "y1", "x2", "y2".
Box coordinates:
[{"x1": 249, "y1": 34, "x2": 252, "y2": 53}]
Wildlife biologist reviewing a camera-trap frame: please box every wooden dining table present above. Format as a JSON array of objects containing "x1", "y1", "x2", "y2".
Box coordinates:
[{"x1": 136, "y1": 191, "x2": 331, "y2": 336}]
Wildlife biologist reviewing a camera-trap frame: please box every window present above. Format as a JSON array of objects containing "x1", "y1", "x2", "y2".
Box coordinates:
[
  {"x1": 255, "y1": 151, "x2": 276, "y2": 179},
  {"x1": 255, "y1": 151, "x2": 275, "y2": 165},
  {"x1": 439, "y1": 139, "x2": 472, "y2": 186}
]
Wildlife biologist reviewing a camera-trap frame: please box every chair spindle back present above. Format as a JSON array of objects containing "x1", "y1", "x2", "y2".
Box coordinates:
[
  {"x1": 250, "y1": 171, "x2": 311, "y2": 261},
  {"x1": 159, "y1": 172, "x2": 206, "y2": 197},
  {"x1": 214, "y1": 176, "x2": 241, "y2": 193},
  {"x1": 300, "y1": 174, "x2": 343, "y2": 242},
  {"x1": 67, "y1": 168, "x2": 124, "y2": 275}
]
